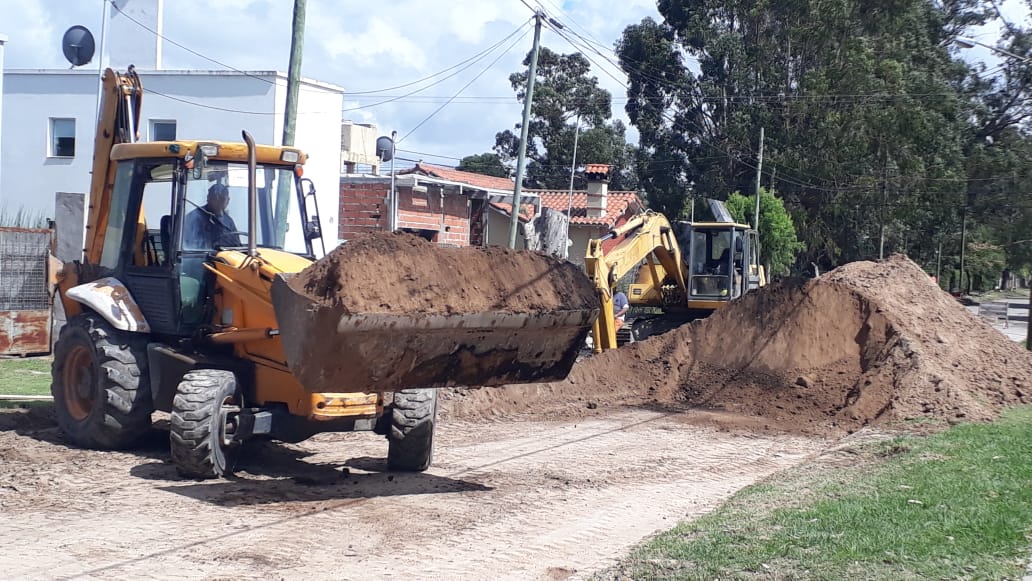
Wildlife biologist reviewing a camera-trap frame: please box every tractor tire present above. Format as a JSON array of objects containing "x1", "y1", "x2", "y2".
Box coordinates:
[
  {"x1": 169, "y1": 369, "x2": 243, "y2": 479},
  {"x1": 387, "y1": 389, "x2": 438, "y2": 472},
  {"x1": 51, "y1": 313, "x2": 152, "y2": 449}
]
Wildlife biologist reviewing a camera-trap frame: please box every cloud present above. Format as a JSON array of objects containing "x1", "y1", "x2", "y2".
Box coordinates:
[{"x1": 0, "y1": 0, "x2": 659, "y2": 161}]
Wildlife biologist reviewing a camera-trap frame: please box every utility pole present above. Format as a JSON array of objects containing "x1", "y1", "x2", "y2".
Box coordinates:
[
  {"x1": 753, "y1": 127, "x2": 763, "y2": 230},
  {"x1": 563, "y1": 114, "x2": 581, "y2": 259},
  {"x1": 508, "y1": 12, "x2": 543, "y2": 249},
  {"x1": 959, "y1": 205, "x2": 968, "y2": 293},
  {"x1": 275, "y1": 0, "x2": 306, "y2": 247}
]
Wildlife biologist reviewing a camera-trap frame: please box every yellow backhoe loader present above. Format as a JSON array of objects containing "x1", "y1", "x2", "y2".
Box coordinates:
[
  {"x1": 51, "y1": 67, "x2": 597, "y2": 478},
  {"x1": 585, "y1": 209, "x2": 766, "y2": 351}
]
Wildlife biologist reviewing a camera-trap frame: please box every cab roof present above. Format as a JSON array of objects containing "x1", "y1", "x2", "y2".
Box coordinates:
[{"x1": 110, "y1": 140, "x2": 308, "y2": 165}]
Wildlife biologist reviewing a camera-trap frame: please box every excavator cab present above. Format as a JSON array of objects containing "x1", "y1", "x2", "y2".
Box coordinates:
[{"x1": 681, "y1": 222, "x2": 763, "y2": 314}]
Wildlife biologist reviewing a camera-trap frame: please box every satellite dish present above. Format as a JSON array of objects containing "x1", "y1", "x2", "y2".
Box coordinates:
[
  {"x1": 376, "y1": 136, "x2": 395, "y2": 162},
  {"x1": 62, "y1": 25, "x2": 96, "y2": 67}
]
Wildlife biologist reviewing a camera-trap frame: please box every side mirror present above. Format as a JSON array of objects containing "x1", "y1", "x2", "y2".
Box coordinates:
[{"x1": 300, "y1": 178, "x2": 322, "y2": 241}]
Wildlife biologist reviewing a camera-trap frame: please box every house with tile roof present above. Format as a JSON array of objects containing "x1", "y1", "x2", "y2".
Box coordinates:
[
  {"x1": 487, "y1": 164, "x2": 645, "y2": 264},
  {"x1": 338, "y1": 163, "x2": 540, "y2": 247}
]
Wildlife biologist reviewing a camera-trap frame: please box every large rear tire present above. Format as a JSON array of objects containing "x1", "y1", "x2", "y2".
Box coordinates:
[
  {"x1": 50, "y1": 313, "x2": 152, "y2": 449},
  {"x1": 170, "y1": 369, "x2": 242, "y2": 479},
  {"x1": 387, "y1": 389, "x2": 438, "y2": 472}
]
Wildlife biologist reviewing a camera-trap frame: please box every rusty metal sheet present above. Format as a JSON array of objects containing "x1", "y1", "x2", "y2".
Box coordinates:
[{"x1": 0, "y1": 310, "x2": 52, "y2": 356}]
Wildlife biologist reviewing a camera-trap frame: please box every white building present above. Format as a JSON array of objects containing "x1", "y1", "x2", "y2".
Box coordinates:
[
  {"x1": 0, "y1": 68, "x2": 345, "y2": 253},
  {"x1": 0, "y1": 33, "x2": 7, "y2": 193}
]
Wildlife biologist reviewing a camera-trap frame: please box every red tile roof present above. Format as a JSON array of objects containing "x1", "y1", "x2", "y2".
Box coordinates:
[
  {"x1": 584, "y1": 164, "x2": 611, "y2": 176},
  {"x1": 398, "y1": 162, "x2": 514, "y2": 192},
  {"x1": 490, "y1": 190, "x2": 643, "y2": 227}
]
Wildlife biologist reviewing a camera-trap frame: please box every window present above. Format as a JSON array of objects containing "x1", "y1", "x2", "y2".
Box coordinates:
[
  {"x1": 150, "y1": 120, "x2": 177, "y2": 141},
  {"x1": 50, "y1": 118, "x2": 76, "y2": 157}
]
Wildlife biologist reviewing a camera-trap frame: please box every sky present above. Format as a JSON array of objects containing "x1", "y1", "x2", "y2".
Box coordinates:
[
  {"x1": 0, "y1": 0, "x2": 660, "y2": 168},
  {"x1": 0, "y1": 0, "x2": 1028, "y2": 169}
]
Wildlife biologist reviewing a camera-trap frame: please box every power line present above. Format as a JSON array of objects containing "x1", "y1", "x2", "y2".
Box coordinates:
[
  {"x1": 345, "y1": 19, "x2": 534, "y2": 95},
  {"x1": 109, "y1": 0, "x2": 282, "y2": 87},
  {"x1": 399, "y1": 25, "x2": 532, "y2": 142},
  {"x1": 342, "y1": 19, "x2": 532, "y2": 113}
]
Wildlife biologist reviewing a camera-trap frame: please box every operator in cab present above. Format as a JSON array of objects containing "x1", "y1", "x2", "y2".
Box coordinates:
[{"x1": 185, "y1": 183, "x2": 241, "y2": 250}]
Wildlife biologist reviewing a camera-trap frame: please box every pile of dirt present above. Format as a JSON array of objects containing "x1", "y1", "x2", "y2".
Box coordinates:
[
  {"x1": 444, "y1": 255, "x2": 1032, "y2": 437},
  {"x1": 288, "y1": 231, "x2": 597, "y2": 314}
]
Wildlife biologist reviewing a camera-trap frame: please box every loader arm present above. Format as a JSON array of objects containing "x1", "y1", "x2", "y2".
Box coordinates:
[
  {"x1": 84, "y1": 67, "x2": 143, "y2": 266},
  {"x1": 584, "y1": 211, "x2": 688, "y2": 352}
]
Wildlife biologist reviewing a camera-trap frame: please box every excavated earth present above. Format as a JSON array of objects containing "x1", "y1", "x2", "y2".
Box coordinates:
[
  {"x1": 2, "y1": 252, "x2": 1030, "y2": 579},
  {"x1": 445, "y1": 254, "x2": 1032, "y2": 437},
  {"x1": 288, "y1": 231, "x2": 598, "y2": 314}
]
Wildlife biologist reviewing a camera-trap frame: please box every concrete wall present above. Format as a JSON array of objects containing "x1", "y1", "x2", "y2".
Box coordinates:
[
  {"x1": 485, "y1": 209, "x2": 527, "y2": 250},
  {"x1": 0, "y1": 70, "x2": 342, "y2": 255}
]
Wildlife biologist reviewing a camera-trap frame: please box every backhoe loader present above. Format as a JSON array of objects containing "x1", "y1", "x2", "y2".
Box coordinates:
[
  {"x1": 585, "y1": 209, "x2": 766, "y2": 351},
  {"x1": 50, "y1": 67, "x2": 597, "y2": 478}
]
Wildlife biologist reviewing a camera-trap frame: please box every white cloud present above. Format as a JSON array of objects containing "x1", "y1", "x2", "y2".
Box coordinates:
[{"x1": 0, "y1": 0, "x2": 661, "y2": 161}]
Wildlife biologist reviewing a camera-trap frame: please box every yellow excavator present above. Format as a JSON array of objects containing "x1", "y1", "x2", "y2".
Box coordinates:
[
  {"x1": 585, "y1": 209, "x2": 766, "y2": 351},
  {"x1": 51, "y1": 67, "x2": 596, "y2": 478}
]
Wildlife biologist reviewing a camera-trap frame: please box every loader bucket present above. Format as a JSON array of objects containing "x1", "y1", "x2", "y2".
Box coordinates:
[{"x1": 271, "y1": 274, "x2": 598, "y2": 393}]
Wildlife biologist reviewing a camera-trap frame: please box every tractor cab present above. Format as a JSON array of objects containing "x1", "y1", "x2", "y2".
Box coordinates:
[{"x1": 90, "y1": 140, "x2": 323, "y2": 337}]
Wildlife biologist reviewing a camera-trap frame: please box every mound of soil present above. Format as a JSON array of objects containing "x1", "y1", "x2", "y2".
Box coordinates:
[
  {"x1": 444, "y1": 255, "x2": 1032, "y2": 437},
  {"x1": 288, "y1": 231, "x2": 597, "y2": 314}
]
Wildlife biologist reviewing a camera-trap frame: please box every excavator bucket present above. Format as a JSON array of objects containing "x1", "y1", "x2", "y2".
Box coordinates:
[{"x1": 269, "y1": 233, "x2": 599, "y2": 393}]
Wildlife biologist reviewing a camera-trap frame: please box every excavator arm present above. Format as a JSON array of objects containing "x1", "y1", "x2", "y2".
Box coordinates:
[{"x1": 584, "y1": 211, "x2": 688, "y2": 352}]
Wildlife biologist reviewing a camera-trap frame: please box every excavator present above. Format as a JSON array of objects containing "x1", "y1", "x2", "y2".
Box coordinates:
[
  {"x1": 585, "y1": 208, "x2": 766, "y2": 352},
  {"x1": 50, "y1": 67, "x2": 597, "y2": 478}
]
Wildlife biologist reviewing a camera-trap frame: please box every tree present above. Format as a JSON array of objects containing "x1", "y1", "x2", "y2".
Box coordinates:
[
  {"x1": 617, "y1": 1, "x2": 998, "y2": 272},
  {"x1": 725, "y1": 188, "x2": 804, "y2": 276},
  {"x1": 495, "y1": 47, "x2": 638, "y2": 191},
  {"x1": 457, "y1": 153, "x2": 509, "y2": 178}
]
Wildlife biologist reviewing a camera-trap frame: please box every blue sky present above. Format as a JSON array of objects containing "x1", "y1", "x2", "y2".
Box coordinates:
[
  {"x1": 0, "y1": 0, "x2": 660, "y2": 166},
  {"x1": 1, "y1": 0, "x2": 1027, "y2": 167}
]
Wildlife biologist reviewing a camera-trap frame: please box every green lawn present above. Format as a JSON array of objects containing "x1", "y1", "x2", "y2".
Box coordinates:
[
  {"x1": 0, "y1": 357, "x2": 53, "y2": 396},
  {"x1": 600, "y1": 406, "x2": 1032, "y2": 580}
]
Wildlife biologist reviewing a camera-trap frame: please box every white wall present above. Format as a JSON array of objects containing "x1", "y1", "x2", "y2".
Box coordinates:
[
  {"x1": 0, "y1": 69, "x2": 342, "y2": 251},
  {"x1": 288, "y1": 81, "x2": 344, "y2": 256},
  {"x1": 0, "y1": 33, "x2": 7, "y2": 198},
  {"x1": 0, "y1": 71, "x2": 97, "y2": 215}
]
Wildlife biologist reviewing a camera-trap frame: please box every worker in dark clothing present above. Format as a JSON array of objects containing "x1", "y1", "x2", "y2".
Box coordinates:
[{"x1": 184, "y1": 183, "x2": 241, "y2": 250}]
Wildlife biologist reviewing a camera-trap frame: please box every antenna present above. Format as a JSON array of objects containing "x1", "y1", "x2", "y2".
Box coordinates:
[{"x1": 62, "y1": 25, "x2": 96, "y2": 67}]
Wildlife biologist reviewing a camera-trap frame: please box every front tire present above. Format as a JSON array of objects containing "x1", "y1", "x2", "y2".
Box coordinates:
[
  {"x1": 170, "y1": 369, "x2": 242, "y2": 479},
  {"x1": 51, "y1": 313, "x2": 152, "y2": 449},
  {"x1": 387, "y1": 389, "x2": 438, "y2": 471}
]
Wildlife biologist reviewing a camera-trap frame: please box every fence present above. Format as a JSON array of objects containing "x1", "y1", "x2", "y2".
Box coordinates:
[{"x1": 0, "y1": 228, "x2": 54, "y2": 355}]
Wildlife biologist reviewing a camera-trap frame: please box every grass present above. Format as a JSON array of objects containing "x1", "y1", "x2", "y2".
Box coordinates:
[
  {"x1": 0, "y1": 357, "x2": 53, "y2": 396},
  {"x1": 600, "y1": 406, "x2": 1032, "y2": 580}
]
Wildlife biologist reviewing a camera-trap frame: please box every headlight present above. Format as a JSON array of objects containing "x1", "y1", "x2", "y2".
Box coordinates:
[
  {"x1": 281, "y1": 150, "x2": 300, "y2": 163},
  {"x1": 199, "y1": 144, "x2": 219, "y2": 156}
]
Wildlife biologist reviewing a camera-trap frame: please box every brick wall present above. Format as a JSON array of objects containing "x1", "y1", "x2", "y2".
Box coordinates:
[
  {"x1": 338, "y1": 181, "x2": 473, "y2": 246},
  {"x1": 338, "y1": 182, "x2": 389, "y2": 240},
  {"x1": 397, "y1": 186, "x2": 470, "y2": 247}
]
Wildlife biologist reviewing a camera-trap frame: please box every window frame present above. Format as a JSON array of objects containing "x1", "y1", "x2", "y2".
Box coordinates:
[
  {"x1": 48, "y1": 117, "x2": 76, "y2": 158},
  {"x1": 150, "y1": 119, "x2": 177, "y2": 142}
]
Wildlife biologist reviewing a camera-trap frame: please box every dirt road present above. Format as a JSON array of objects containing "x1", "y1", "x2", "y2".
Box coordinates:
[{"x1": 0, "y1": 406, "x2": 824, "y2": 580}]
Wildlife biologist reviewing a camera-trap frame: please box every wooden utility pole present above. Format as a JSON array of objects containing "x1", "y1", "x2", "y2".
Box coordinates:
[
  {"x1": 753, "y1": 127, "x2": 764, "y2": 231},
  {"x1": 508, "y1": 12, "x2": 543, "y2": 249},
  {"x1": 275, "y1": 0, "x2": 307, "y2": 246}
]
